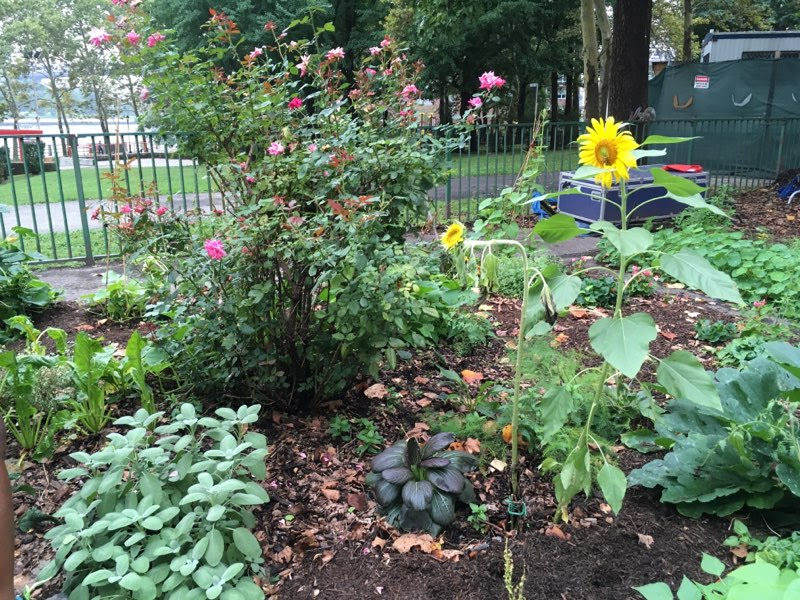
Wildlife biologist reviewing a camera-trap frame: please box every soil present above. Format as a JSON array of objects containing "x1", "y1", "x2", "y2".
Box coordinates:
[
  {"x1": 8, "y1": 295, "x2": 750, "y2": 600},
  {"x1": 731, "y1": 186, "x2": 800, "y2": 241}
]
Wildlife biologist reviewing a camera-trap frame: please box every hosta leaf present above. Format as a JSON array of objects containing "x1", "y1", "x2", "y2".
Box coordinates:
[
  {"x1": 436, "y1": 450, "x2": 478, "y2": 473},
  {"x1": 374, "y1": 479, "x2": 401, "y2": 506},
  {"x1": 596, "y1": 463, "x2": 627, "y2": 515},
  {"x1": 407, "y1": 438, "x2": 422, "y2": 465},
  {"x1": 428, "y1": 467, "x2": 465, "y2": 494},
  {"x1": 589, "y1": 313, "x2": 657, "y2": 378},
  {"x1": 382, "y1": 467, "x2": 412, "y2": 485},
  {"x1": 421, "y1": 432, "x2": 454, "y2": 458},
  {"x1": 659, "y1": 250, "x2": 743, "y2": 304},
  {"x1": 775, "y1": 463, "x2": 800, "y2": 496},
  {"x1": 365, "y1": 471, "x2": 383, "y2": 487},
  {"x1": 590, "y1": 221, "x2": 653, "y2": 257},
  {"x1": 232, "y1": 528, "x2": 262, "y2": 559},
  {"x1": 533, "y1": 213, "x2": 583, "y2": 243},
  {"x1": 430, "y1": 489, "x2": 455, "y2": 526},
  {"x1": 656, "y1": 351, "x2": 722, "y2": 414},
  {"x1": 459, "y1": 478, "x2": 476, "y2": 504},
  {"x1": 420, "y1": 458, "x2": 450, "y2": 468},
  {"x1": 372, "y1": 443, "x2": 406, "y2": 471},
  {"x1": 402, "y1": 480, "x2": 433, "y2": 511}
]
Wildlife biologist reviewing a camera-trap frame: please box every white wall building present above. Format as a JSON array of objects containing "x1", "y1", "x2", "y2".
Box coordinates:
[{"x1": 701, "y1": 30, "x2": 800, "y2": 62}]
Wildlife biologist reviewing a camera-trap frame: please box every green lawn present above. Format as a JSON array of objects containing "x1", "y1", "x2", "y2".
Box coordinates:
[
  {"x1": 1, "y1": 164, "x2": 217, "y2": 206},
  {"x1": 27, "y1": 228, "x2": 120, "y2": 265},
  {"x1": 450, "y1": 148, "x2": 576, "y2": 177}
]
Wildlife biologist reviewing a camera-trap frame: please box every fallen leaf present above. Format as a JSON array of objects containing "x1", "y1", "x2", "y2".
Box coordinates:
[
  {"x1": 464, "y1": 438, "x2": 481, "y2": 454},
  {"x1": 685, "y1": 311, "x2": 700, "y2": 318},
  {"x1": 406, "y1": 422, "x2": 430, "y2": 438},
  {"x1": 347, "y1": 492, "x2": 367, "y2": 511},
  {"x1": 393, "y1": 533, "x2": 435, "y2": 553},
  {"x1": 415, "y1": 398, "x2": 432, "y2": 408},
  {"x1": 321, "y1": 488, "x2": 340, "y2": 502},
  {"x1": 637, "y1": 533, "x2": 654, "y2": 549},
  {"x1": 449, "y1": 441, "x2": 465, "y2": 451},
  {"x1": 489, "y1": 459, "x2": 506, "y2": 472},
  {"x1": 659, "y1": 330, "x2": 677, "y2": 341},
  {"x1": 545, "y1": 525, "x2": 566, "y2": 540},
  {"x1": 364, "y1": 383, "x2": 388, "y2": 399},
  {"x1": 730, "y1": 545, "x2": 749, "y2": 559},
  {"x1": 787, "y1": 215, "x2": 796, "y2": 221},
  {"x1": 432, "y1": 548, "x2": 462, "y2": 562},
  {"x1": 275, "y1": 546, "x2": 293, "y2": 563},
  {"x1": 478, "y1": 304, "x2": 494, "y2": 311},
  {"x1": 371, "y1": 537, "x2": 387, "y2": 549},
  {"x1": 75, "y1": 323, "x2": 95, "y2": 332},
  {"x1": 664, "y1": 282, "x2": 686, "y2": 289},
  {"x1": 550, "y1": 333, "x2": 569, "y2": 347},
  {"x1": 320, "y1": 551, "x2": 335, "y2": 564},
  {"x1": 598, "y1": 503, "x2": 612, "y2": 514},
  {"x1": 461, "y1": 370, "x2": 484, "y2": 385},
  {"x1": 414, "y1": 376, "x2": 430, "y2": 384},
  {"x1": 568, "y1": 306, "x2": 588, "y2": 318}
]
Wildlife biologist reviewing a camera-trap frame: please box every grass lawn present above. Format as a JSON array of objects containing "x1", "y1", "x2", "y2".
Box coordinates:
[
  {"x1": 450, "y1": 148, "x2": 576, "y2": 177},
  {"x1": 26, "y1": 228, "x2": 120, "y2": 265},
  {"x1": 1, "y1": 164, "x2": 217, "y2": 206}
]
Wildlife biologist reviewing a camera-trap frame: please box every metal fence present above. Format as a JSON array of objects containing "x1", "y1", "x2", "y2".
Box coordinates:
[{"x1": 2, "y1": 118, "x2": 798, "y2": 265}]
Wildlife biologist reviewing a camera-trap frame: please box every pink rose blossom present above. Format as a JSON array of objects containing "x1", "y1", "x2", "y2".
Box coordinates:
[
  {"x1": 401, "y1": 84, "x2": 420, "y2": 99},
  {"x1": 288, "y1": 97, "x2": 303, "y2": 110},
  {"x1": 364, "y1": 67, "x2": 377, "y2": 77},
  {"x1": 249, "y1": 47, "x2": 263, "y2": 60},
  {"x1": 156, "y1": 206, "x2": 167, "y2": 216},
  {"x1": 120, "y1": 205, "x2": 132, "y2": 214},
  {"x1": 88, "y1": 28, "x2": 112, "y2": 46},
  {"x1": 264, "y1": 21, "x2": 277, "y2": 31},
  {"x1": 467, "y1": 97, "x2": 482, "y2": 108},
  {"x1": 204, "y1": 239, "x2": 227, "y2": 260},
  {"x1": 380, "y1": 37, "x2": 392, "y2": 48},
  {"x1": 308, "y1": 144, "x2": 317, "y2": 152},
  {"x1": 287, "y1": 216, "x2": 305, "y2": 227},
  {"x1": 139, "y1": 87, "x2": 149, "y2": 101},
  {"x1": 478, "y1": 71, "x2": 506, "y2": 90},
  {"x1": 134, "y1": 205, "x2": 146, "y2": 214},
  {"x1": 268, "y1": 141, "x2": 285, "y2": 156},
  {"x1": 326, "y1": 47, "x2": 345, "y2": 61},
  {"x1": 126, "y1": 30, "x2": 141, "y2": 45},
  {"x1": 296, "y1": 55, "x2": 310, "y2": 76},
  {"x1": 753, "y1": 299, "x2": 767, "y2": 308},
  {"x1": 369, "y1": 46, "x2": 381, "y2": 56},
  {"x1": 147, "y1": 32, "x2": 166, "y2": 47},
  {"x1": 91, "y1": 207, "x2": 100, "y2": 220},
  {"x1": 111, "y1": 0, "x2": 128, "y2": 5},
  {"x1": 246, "y1": 175, "x2": 256, "y2": 183},
  {"x1": 383, "y1": 68, "x2": 392, "y2": 76}
]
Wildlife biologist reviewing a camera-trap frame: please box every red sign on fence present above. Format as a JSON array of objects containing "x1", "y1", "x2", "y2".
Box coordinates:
[{"x1": 694, "y1": 75, "x2": 710, "y2": 89}]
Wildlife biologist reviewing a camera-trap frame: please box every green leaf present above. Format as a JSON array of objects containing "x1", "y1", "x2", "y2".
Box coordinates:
[
  {"x1": 119, "y1": 572, "x2": 143, "y2": 591},
  {"x1": 664, "y1": 193, "x2": 728, "y2": 217},
  {"x1": 650, "y1": 168, "x2": 704, "y2": 198},
  {"x1": 700, "y1": 553, "x2": 725, "y2": 577},
  {"x1": 402, "y1": 480, "x2": 433, "y2": 511},
  {"x1": 205, "y1": 529, "x2": 224, "y2": 566},
  {"x1": 641, "y1": 134, "x2": 699, "y2": 145},
  {"x1": 656, "y1": 351, "x2": 722, "y2": 413},
  {"x1": 776, "y1": 463, "x2": 800, "y2": 496},
  {"x1": 634, "y1": 582, "x2": 674, "y2": 600},
  {"x1": 430, "y1": 488, "x2": 456, "y2": 526},
  {"x1": 538, "y1": 387, "x2": 574, "y2": 444},
  {"x1": 632, "y1": 148, "x2": 667, "y2": 159},
  {"x1": 549, "y1": 275, "x2": 582, "y2": 310},
  {"x1": 597, "y1": 463, "x2": 627, "y2": 515},
  {"x1": 533, "y1": 213, "x2": 583, "y2": 244},
  {"x1": 573, "y1": 165, "x2": 615, "y2": 180},
  {"x1": 659, "y1": 250, "x2": 743, "y2": 304},
  {"x1": 676, "y1": 576, "x2": 702, "y2": 600},
  {"x1": 589, "y1": 313, "x2": 657, "y2": 378},
  {"x1": 590, "y1": 221, "x2": 653, "y2": 257},
  {"x1": 232, "y1": 528, "x2": 262, "y2": 559}
]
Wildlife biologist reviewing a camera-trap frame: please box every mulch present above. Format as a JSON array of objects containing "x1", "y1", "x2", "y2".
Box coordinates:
[
  {"x1": 9, "y1": 293, "x2": 750, "y2": 600},
  {"x1": 732, "y1": 186, "x2": 800, "y2": 241}
]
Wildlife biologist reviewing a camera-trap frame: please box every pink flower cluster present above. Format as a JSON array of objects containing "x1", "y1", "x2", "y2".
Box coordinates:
[
  {"x1": 753, "y1": 299, "x2": 767, "y2": 309},
  {"x1": 401, "y1": 84, "x2": 419, "y2": 99},
  {"x1": 288, "y1": 97, "x2": 303, "y2": 110},
  {"x1": 126, "y1": 30, "x2": 141, "y2": 46},
  {"x1": 478, "y1": 71, "x2": 506, "y2": 90},
  {"x1": 88, "y1": 27, "x2": 112, "y2": 46},
  {"x1": 326, "y1": 47, "x2": 345, "y2": 61},
  {"x1": 249, "y1": 47, "x2": 263, "y2": 60},
  {"x1": 204, "y1": 239, "x2": 227, "y2": 260},
  {"x1": 147, "y1": 32, "x2": 165, "y2": 47},
  {"x1": 467, "y1": 97, "x2": 482, "y2": 109},
  {"x1": 268, "y1": 141, "x2": 285, "y2": 156}
]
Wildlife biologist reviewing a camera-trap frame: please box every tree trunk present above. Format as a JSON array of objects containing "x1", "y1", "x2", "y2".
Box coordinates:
[
  {"x1": 580, "y1": 0, "x2": 601, "y2": 119},
  {"x1": 517, "y1": 80, "x2": 528, "y2": 122},
  {"x1": 126, "y1": 74, "x2": 140, "y2": 120},
  {"x1": 608, "y1": 0, "x2": 653, "y2": 121},
  {"x1": 594, "y1": 0, "x2": 612, "y2": 115},
  {"x1": 550, "y1": 71, "x2": 559, "y2": 121},
  {"x1": 565, "y1": 73, "x2": 574, "y2": 116},
  {"x1": 571, "y1": 69, "x2": 579, "y2": 117},
  {"x1": 682, "y1": 0, "x2": 693, "y2": 62}
]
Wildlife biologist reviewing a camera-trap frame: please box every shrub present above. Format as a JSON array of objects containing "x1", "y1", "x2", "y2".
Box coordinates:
[
  {"x1": 575, "y1": 276, "x2": 616, "y2": 308},
  {"x1": 83, "y1": 271, "x2": 151, "y2": 322},
  {"x1": 694, "y1": 318, "x2": 738, "y2": 344},
  {"x1": 0, "y1": 146, "x2": 7, "y2": 182},
  {"x1": 714, "y1": 334, "x2": 769, "y2": 368},
  {"x1": 366, "y1": 433, "x2": 477, "y2": 536},
  {"x1": 38, "y1": 404, "x2": 269, "y2": 600},
  {"x1": 446, "y1": 310, "x2": 494, "y2": 356},
  {"x1": 22, "y1": 140, "x2": 44, "y2": 176},
  {"x1": 628, "y1": 342, "x2": 800, "y2": 518},
  {"x1": 724, "y1": 520, "x2": 800, "y2": 570}
]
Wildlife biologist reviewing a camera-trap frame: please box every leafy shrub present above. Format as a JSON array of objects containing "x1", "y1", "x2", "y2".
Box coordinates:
[
  {"x1": 694, "y1": 319, "x2": 738, "y2": 344},
  {"x1": 22, "y1": 141, "x2": 44, "y2": 176},
  {"x1": 724, "y1": 520, "x2": 800, "y2": 570},
  {"x1": 83, "y1": 271, "x2": 151, "y2": 322},
  {"x1": 39, "y1": 404, "x2": 269, "y2": 600},
  {"x1": 629, "y1": 342, "x2": 800, "y2": 518},
  {"x1": 446, "y1": 311, "x2": 494, "y2": 356},
  {"x1": 636, "y1": 553, "x2": 800, "y2": 600},
  {"x1": 714, "y1": 335, "x2": 769, "y2": 368},
  {"x1": 0, "y1": 229, "x2": 59, "y2": 339},
  {"x1": 576, "y1": 276, "x2": 616, "y2": 307},
  {"x1": 366, "y1": 433, "x2": 477, "y2": 535},
  {"x1": 494, "y1": 251, "x2": 560, "y2": 298}
]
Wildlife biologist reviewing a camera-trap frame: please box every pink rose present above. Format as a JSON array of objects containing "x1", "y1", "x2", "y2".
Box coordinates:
[
  {"x1": 369, "y1": 46, "x2": 381, "y2": 56},
  {"x1": 268, "y1": 141, "x2": 285, "y2": 156},
  {"x1": 156, "y1": 206, "x2": 167, "y2": 216},
  {"x1": 753, "y1": 299, "x2": 767, "y2": 309},
  {"x1": 326, "y1": 47, "x2": 345, "y2": 61},
  {"x1": 296, "y1": 55, "x2": 310, "y2": 76},
  {"x1": 120, "y1": 205, "x2": 132, "y2": 214},
  {"x1": 364, "y1": 67, "x2": 377, "y2": 77},
  {"x1": 380, "y1": 37, "x2": 391, "y2": 48},
  {"x1": 246, "y1": 175, "x2": 256, "y2": 183},
  {"x1": 478, "y1": 71, "x2": 506, "y2": 90},
  {"x1": 249, "y1": 47, "x2": 263, "y2": 60},
  {"x1": 204, "y1": 239, "x2": 227, "y2": 260},
  {"x1": 467, "y1": 97, "x2": 482, "y2": 109},
  {"x1": 401, "y1": 84, "x2": 419, "y2": 99},
  {"x1": 288, "y1": 97, "x2": 303, "y2": 110},
  {"x1": 88, "y1": 28, "x2": 112, "y2": 47},
  {"x1": 139, "y1": 87, "x2": 150, "y2": 101},
  {"x1": 308, "y1": 144, "x2": 317, "y2": 152},
  {"x1": 126, "y1": 30, "x2": 141, "y2": 46},
  {"x1": 147, "y1": 33, "x2": 166, "y2": 47}
]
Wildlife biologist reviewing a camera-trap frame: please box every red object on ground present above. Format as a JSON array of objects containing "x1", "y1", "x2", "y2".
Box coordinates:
[{"x1": 663, "y1": 164, "x2": 703, "y2": 173}]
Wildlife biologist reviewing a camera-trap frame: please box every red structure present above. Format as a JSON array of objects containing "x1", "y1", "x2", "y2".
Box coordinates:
[{"x1": 0, "y1": 129, "x2": 44, "y2": 160}]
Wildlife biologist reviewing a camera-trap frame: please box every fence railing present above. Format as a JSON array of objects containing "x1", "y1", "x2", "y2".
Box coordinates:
[{"x1": 1, "y1": 118, "x2": 798, "y2": 265}]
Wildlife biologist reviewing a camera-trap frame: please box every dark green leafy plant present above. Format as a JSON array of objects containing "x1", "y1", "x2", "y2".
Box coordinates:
[
  {"x1": 38, "y1": 404, "x2": 269, "y2": 600},
  {"x1": 575, "y1": 276, "x2": 616, "y2": 308},
  {"x1": 629, "y1": 342, "x2": 800, "y2": 519},
  {"x1": 467, "y1": 503, "x2": 489, "y2": 533},
  {"x1": 366, "y1": 432, "x2": 477, "y2": 535},
  {"x1": 355, "y1": 419, "x2": 384, "y2": 456},
  {"x1": 327, "y1": 415, "x2": 352, "y2": 441},
  {"x1": 714, "y1": 335, "x2": 769, "y2": 368},
  {"x1": 694, "y1": 319, "x2": 738, "y2": 344},
  {"x1": 724, "y1": 520, "x2": 800, "y2": 570},
  {"x1": 83, "y1": 271, "x2": 151, "y2": 322},
  {"x1": 446, "y1": 311, "x2": 494, "y2": 357}
]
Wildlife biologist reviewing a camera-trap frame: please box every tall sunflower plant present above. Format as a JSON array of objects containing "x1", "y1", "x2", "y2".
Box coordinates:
[{"x1": 442, "y1": 117, "x2": 744, "y2": 522}]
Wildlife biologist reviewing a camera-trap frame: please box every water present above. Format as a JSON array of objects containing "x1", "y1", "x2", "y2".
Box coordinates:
[{"x1": 0, "y1": 118, "x2": 139, "y2": 136}]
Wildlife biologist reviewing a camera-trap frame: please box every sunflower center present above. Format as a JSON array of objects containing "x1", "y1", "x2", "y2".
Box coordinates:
[{"x1": 594, "y1": 140, "x2": 617, "y2": 166}]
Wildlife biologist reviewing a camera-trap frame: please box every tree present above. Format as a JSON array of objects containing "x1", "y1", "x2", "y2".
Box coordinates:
[
  {"x1": 683, "y1": 0, "x2": 692, "y2": 61},
  {"x1": 580, "y1": 0, "x2": 601, "y2": 118},
  {"x1": 608, "y1": 0, "x2": 653, "y2": 120}
]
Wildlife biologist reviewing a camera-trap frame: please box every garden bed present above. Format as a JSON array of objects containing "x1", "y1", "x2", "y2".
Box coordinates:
[
  {"x1": 732, "y1": 187, "x2": 800, "y2": 241},
  {"x1": 9, "y1": 293, "x2": 747, "y2": 599}
]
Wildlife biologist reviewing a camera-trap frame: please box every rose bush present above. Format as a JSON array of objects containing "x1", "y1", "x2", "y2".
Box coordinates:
[{"x1": 96, "y1": 5, "x2": 492, "y2": 410}]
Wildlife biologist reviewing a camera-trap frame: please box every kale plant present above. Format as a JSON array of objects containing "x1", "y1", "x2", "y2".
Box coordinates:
[{"x1": 366, "y1": 432, "x2": 477, "y2": 535}]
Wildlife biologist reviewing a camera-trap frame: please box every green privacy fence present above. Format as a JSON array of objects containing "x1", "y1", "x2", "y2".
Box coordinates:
[{"x1": 1, "y1": 118, "x2": 798, "y2": 265}]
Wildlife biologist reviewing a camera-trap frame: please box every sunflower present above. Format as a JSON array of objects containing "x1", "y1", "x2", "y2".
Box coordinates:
[
  {"x1": 441, "y1": 222, "x2": 465, "y2": 250},
  {"x1": 577, "y1": 117, "x2": 639, "y2": 188}
]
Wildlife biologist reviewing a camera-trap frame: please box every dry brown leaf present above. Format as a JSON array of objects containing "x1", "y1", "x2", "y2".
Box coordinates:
[
  {"x1": 461, "y1": 369, "x2": 484, "y2": 384},
  {"x1": 393, "y1": 533, "x2": 435, "y2": 553},
  {"x1": 275, "y1": 546, "x2": 293, "y2": 563},
  {"x1": 787, "y1": 214, "x2": 796, "y2": 221},
  {"x1": 415, "y1": 398, "x2": 432, "y2": 408},
  {"x1": 464, "y1": 438, "x2": 481, "y2": 454},
  {"x1": 406, "y1": 422, "x2": 430, "y2": 438},
  {"x1": 364, "y1": 383, "x2": 388, "y2": 399},
  {"x1": 432, "y1": 548, "x2": 462, "y2": 562},
  {"x1": 414, "y1": 376, "x2": 430, "y2": 384},
  {"x1": 371, "y1": 536, "x2": 387, "y2": 549},
  {"x1": 321, "y1": 488, "x2": 340, "y2": 502},
  {"x1": 730, "y1": 545, "x2": 749, "y2": 559},
  {"x1": 550, "y1": 333, "x2": 569, "y2": 347},
  {"x1": 598, "y1": 503, "x2": 612, "y2": 514},
  {"x1": 659, "y1": 330, "x2": 678, "y2": 341},
  {"x1": 568, "y1": 306, "x2": 588, "y2": 319},
  {"x1": 545, "y1": 525, "x2": 566, "y2": 540},
  {"x1": 489, "y1": 458, "x2": 506, "y2": 472},
  {"x1": 449, "y1": 441, "x2": 465, "y2": 451},
  {"x1": 347, "y1": 492, "x2": 367, "y2": 511},
  {"x1": 75, "y1": 323, "x2": 95, "y2": 332},
  {"x1": 664, "y1": 282, "x2": 686, "y2": 289},
  {"x1": 637, "y1": 533, "x2": 654, "y2": 549}
]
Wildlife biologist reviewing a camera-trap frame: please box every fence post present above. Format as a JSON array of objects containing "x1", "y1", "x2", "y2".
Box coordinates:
[
  {"x1": 69, "y1": 135, "x2": 94, "y2": 266},
  {"x1": 445, "y1": 140, "x2": 452, "y2": 220},
  {"x1": 776, "y1": 123, "x2": 786, "y2": 177}
]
